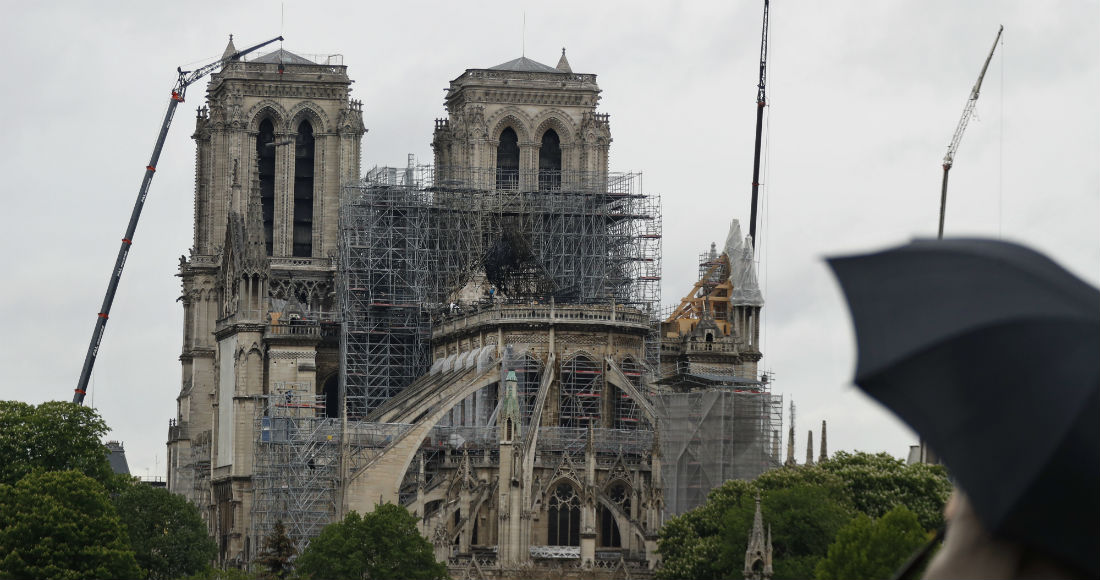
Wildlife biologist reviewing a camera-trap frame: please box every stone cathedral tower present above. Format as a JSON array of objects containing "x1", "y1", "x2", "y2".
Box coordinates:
[{"x1": 166, "y1": 39, "x2": 364, "y2": 563}]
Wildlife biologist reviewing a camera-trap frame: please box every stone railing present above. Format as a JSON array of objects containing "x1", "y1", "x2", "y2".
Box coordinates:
[
  {"x1": 269, "y1": 256, "x2": 336, "y2": 269},
  {"x1": 433, "y1": 303, "x2": 650, "y2": 338},
  {"x1": 264, "y1": 322, "x2": 322, "y2": 340},
  {"x1": 529, "y1": 545, "x2": 580, "y2": 559}
]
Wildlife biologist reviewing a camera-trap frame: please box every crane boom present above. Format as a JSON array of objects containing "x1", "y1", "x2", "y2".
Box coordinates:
[
  {"x1": 748, "y1": 0, "x2": 769, "y2": 250},
  {"x1": 938, "y1": 25, "x2": 1003, "y2": 239},
  {"x1": 74, "y1": 36, "x2": 283, "y2": 405}
]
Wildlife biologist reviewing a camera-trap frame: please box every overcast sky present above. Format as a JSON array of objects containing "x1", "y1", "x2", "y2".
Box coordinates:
[{"x1": 1, "y1": 1, "x2": 1096, "y2": 479}]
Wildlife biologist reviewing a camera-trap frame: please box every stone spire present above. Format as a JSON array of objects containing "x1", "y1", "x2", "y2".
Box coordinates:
[
  {"x1": 222, "y1": 34, "x2": 237, "y2": 59},
  {"x1": 818, "y1": 420, "x2": 828, "y2": 463},
  {"x1": 805, "y1": 431, "x2": 815, "y2": 466},
  {"x1": 785, "y1": 425, "x2": 796, "y2": 466},
  {"x1": 743, "y1": 494, "x2": 773, "y2": 580},
  {"x1": 556, "y1": 47, "x2": 572, "y2": 72}
]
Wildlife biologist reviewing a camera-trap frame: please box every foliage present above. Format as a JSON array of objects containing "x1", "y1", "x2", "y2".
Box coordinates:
[
  {"x1": 113, "y1": 478, "x2": 217, "y2": 580},
  {"x1": 720, "y1": 483, "x2": 855, "y2": 579},
  {"x1": 815, "y1": 505, "x2": 930, "y2": 580},
  {"x1": 820, "y1": 451, "x2": 952, "y2": 531},
  {"x1": 254, "y1": 521, "x2": 296, "y2": 579},
  {"x1": 0, "y1": 469, "x2": 141, "y2": 580},
  {"x1": 0, "y1": 400, "x2": 114, "y2": 488},
  {"x1": 656, "y1": 452, "x2": 951, "y2": 580},
  {"x1": 296, "y1": 503, "x2": 447, "y2": 580}
]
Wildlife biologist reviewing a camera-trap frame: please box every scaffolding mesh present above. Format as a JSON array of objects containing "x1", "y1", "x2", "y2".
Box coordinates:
[
  {"x1": 655, "y1": 390, "x2": 783, "y2": 516},
  {"x1": 339, "y1": 166, "x2": 662, "y2": 418},
  {"x1": 250, "y1": 383, "x2": 340, "y2": 556}
]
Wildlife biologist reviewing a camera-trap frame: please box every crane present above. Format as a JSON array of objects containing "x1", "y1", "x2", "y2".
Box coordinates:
[
  {"x1": 938, "y1": 25, "x2": 1003, "y2": 239},
  {"x1": 747, "y1": 0, "x2": 769, "y2": 251},
  {"x1": 73, "y1": 36, "x2": 283, "y2": 405}
]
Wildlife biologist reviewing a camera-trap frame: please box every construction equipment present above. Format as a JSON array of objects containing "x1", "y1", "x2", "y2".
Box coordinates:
[
  {"x1": 73, "y1": 36, "x2": 283, "y2": 405},
  {"x1": 747, "y1": 0, "x2": 769, "y2": 250},
  {"x1": 938, "y1": 25, "x2": 1003, "y2": 239}
]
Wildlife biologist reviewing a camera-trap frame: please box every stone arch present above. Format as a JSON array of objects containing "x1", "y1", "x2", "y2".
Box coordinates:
[
  {"x1": 246, "y1": 100, "x2": 288, "y2": 133},
  {"x1": 287, "y1": 101, "x2": 330, "y2": 134},
  {"x1": 488, "y1": 108, "x2": 532, "y2": 144},
  {"x1": 531, "y1": 110, "x2": 578, "y2": 147}
]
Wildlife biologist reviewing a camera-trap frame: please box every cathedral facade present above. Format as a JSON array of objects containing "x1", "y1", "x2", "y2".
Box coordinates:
[{"x1": 167, "y1": 41, "x2": 774, "y2": 578}]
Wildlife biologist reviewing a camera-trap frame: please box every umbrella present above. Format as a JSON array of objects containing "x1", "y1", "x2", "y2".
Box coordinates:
[{"x1": 827, "y1": 238, "x2": 1099, "y2": 577}]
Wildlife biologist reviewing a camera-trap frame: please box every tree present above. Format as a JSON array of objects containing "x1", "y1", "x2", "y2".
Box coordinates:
[
  {"x1": 820, "y1": 451, "x2": 952, "y2": 531},
  {"x1": 815, "y1": 505, "x2": 930, "y2": 580},
  {"x1": 296, "y1": 503, "x2": 448, "y2": 580},
  {"x1": 0, "y1": 469, "x2": 141, "y2": 580},
  {"x1": 112, "y1": 479, "x2": 217, "y2": 580},
  {"x1": 655, "y1": 452, "x2": 951, "y2": 580},
  {"x1": 0, "y1": 401, "x2": 114, "y2": 487},
  {"x1": 254, "y1": 521, "x2": 296, "y2": 579},
  {"x1": 719, "y1": 483, "x2": 855, "y2": 579},
  {"x1": 657, "y1": 472, "x2": 854, "y2": 580}
]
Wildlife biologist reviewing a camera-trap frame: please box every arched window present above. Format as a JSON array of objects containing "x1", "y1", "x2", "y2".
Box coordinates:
[
  {"x1": 538, "y1": 129, "x2": 561, "y2": 191},
  {"x1": 599, "y1": 483, "x2": 629, "y2": 548},
  {"x1": 496, "y1": 127, "x2": 519, "y2": 190},
  {"x1": 548, "y1": 483, "x2": 581, "y2": 546},
  {"x1": 256, "y1": 119, "x2": 276, "y2": 255},
  {"x1": 293, "y1": 120, "x2": 315, "y2": 257}
]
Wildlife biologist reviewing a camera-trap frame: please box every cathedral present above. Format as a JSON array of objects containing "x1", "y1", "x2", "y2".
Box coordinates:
[{"x1": 166, "y1": 39, "x2": 779, "y2": 579}]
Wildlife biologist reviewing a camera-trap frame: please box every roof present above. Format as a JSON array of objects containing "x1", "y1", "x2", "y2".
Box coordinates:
[
  {"x1": 489, "y1": 56, "x2": 564, "y2": 74},
  {"x1": 105, "y1": 441, "x2": 130, "y2": 475},
  {"x1": 252, "y1": 49, "x2": 316, "y2": 65}
]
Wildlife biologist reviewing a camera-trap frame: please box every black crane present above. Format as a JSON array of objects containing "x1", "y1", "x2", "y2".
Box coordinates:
[
  {"x1": 74, "y1": 36, "x2": 283, "y2": 405},
  {"x1": 747, "y1": 0, "x2": 769, "y2": 250}
]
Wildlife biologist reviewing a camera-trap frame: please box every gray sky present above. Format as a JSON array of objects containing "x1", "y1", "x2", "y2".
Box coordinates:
[{"x1": 1, "y1": 1, "x2": 1096, "y2": 479}]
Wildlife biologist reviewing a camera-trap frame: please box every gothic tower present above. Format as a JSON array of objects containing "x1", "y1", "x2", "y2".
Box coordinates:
[
  {"x1": 166, "y1": 38, "x2": 364, "y2": 564},
  {"x1": 431, "y1": 49, "x2": 611, "y2": 189}
]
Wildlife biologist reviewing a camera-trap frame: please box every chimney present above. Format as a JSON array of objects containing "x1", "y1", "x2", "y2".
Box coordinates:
[
  {"x1": 805, "y1": 430, "x2": 815, "y2": 466},
  {"x1": 818, "y1": 420, "x2": 828, "y2": 463}
]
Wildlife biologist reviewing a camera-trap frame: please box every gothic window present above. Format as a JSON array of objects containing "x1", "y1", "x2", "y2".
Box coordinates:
[
  {"x1": 496, "y1": 127, "x2": 519, "y2": 190},
  {"x1": 599, "y1": 483, "x2": 629, "y2": 548},
  {"x1": 559, "y1": 355, "x2": 601, "y2": 428},
  {"x1": 547, "y1": 483, "x2": 581, "y2": 546},
  {"x1": 256, "y1": 119, "x2": 276, "y2": 255},
  {"x1": 538, "y1": 129, "x2": 561, "y2": 191},
  {"x1": 293, "y1": 120, "x2": 315, "y2": 257}
]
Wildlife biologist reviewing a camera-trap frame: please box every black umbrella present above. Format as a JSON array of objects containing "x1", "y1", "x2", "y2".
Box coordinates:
[{"x1": 827, "y1": 238, "x2": 1099, "y2": 577}]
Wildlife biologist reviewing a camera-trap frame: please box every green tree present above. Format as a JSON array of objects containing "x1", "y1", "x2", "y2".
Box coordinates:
[
  {"x1": 815, "y1": 505, "x2": 930, "y2": 580},
  {"x1": 254, "y1": 521, "x2": 296, "y2": 579},
  {"x1": 113, "y1": 479, "x2": 217, "y2": 579},
  {"x1": 720, "y1": 483, "x2": 854, "y2": 579},
  {"x1": 655, "y1": 452, "x2": 951, "y2": 580},
  {"x1": 820, "y1": 451, "x2": 952, "y2": 531},
  {"x1": 657, "y1": 472, "x2": 853, "y2": 580},
  {"x1": 655, "y1": 479, "x2": 755, "y2": 580},
  {"x1": 0, "y1": 401, "x2": 114, "y2": 487},
  {"x1": 296, "y1": 503, "x2": 447, "y2": 580},
  {"x1": 0, "y1": 469, "x2": 141, "y2": 580}
]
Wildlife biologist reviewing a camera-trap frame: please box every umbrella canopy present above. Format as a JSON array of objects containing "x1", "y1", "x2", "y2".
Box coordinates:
[{"x1": 827, "y1": 238, "x2": 1099, "y2": 577}]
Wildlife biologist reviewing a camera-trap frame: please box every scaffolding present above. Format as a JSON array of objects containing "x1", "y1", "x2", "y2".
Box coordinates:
[
  {"x1": 339, "y1": 165, "x2": 663, "y2": 418},
  {"x1": 250, "y1": 382, "x2": 341, "y2": 555},
  {"x1": 655, "y1": 389, "x2": 783, "y2": 516}
]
